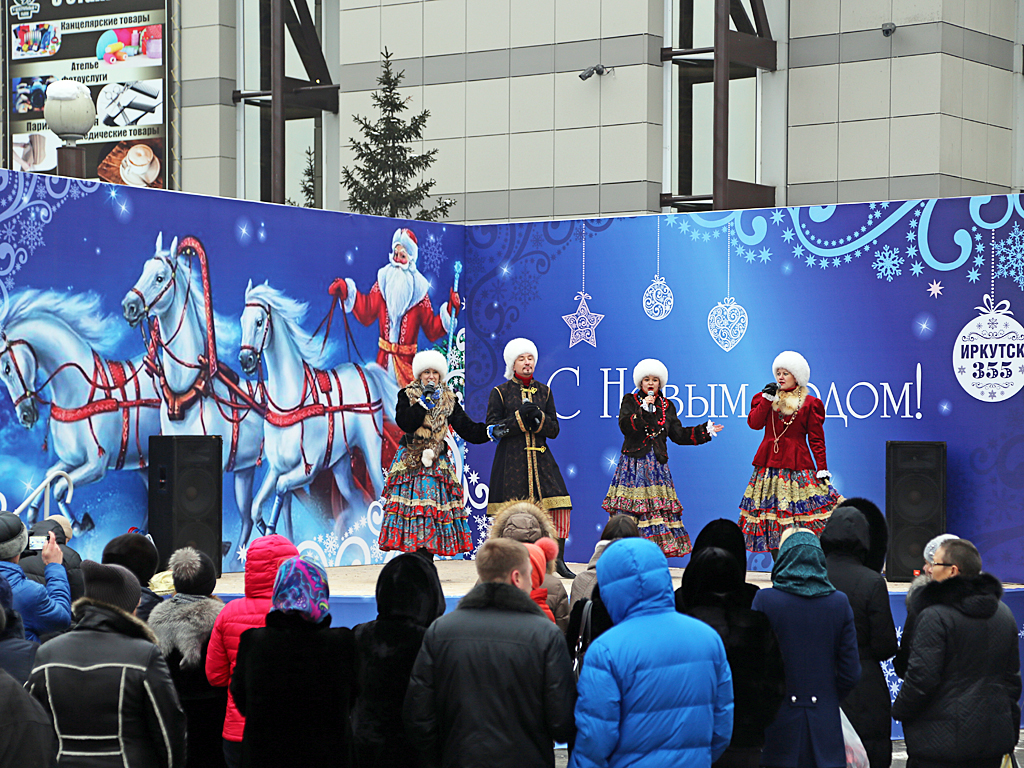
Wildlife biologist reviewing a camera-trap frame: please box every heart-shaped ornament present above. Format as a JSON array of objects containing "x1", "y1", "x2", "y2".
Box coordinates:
[{"x1": 707, "y1": 296, "x2": 748, "y2": 352}]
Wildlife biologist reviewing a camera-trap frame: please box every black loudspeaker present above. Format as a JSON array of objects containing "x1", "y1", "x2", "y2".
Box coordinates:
[
  {"x1": 885, "y1": 441, "x2": 946, "y2": 581},
  {"x1": 148, "y1": 436, "x2": 223, "y2": 577}
]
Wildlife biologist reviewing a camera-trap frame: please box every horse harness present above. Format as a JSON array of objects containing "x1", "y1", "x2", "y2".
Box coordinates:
[
  {"x1": 246, "y1": 300, "x2": 384, "y2": 476},
  {"x1": 0, "y1": 333, "x2": 160, "y2": 470}
]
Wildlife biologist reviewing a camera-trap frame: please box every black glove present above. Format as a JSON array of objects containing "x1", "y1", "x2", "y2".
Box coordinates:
[
  {"x1": 488, "y1": 423, "x2": 510, "y2": 441},
  {"x1": 762, "y1": 382, "x2": 779, "y2": 396},
  {"x1": 522, "y1": 402, "x2": 543, "y2": 430}
]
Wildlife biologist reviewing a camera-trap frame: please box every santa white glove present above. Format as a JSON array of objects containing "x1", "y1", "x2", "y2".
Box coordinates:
[{"x1": 816, "y1": 469, "x2": 832, "y2": 482}]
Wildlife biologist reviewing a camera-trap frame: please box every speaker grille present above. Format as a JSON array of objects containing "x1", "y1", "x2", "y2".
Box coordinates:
[
  {"x1": 886, "y1": 441, "x2": 946, "y2": 581},
  {"x1": 149, "y1": 435, "x2": 223, "y2": 577}
]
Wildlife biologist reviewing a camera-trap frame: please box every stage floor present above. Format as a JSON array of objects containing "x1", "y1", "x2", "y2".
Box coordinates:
[{"x1": 214, "y1": 560, "x2": 947, "y2": 600}]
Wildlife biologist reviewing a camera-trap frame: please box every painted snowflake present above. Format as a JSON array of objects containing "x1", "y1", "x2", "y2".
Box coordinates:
[
  {"x1": 324, "y1": 531, "x2": 339, "y2": 557},
  {"x1": 871, "y1": 245, "x2": 903, "y2": 281},
  {"x1": 420, "y1": 231, "x2": 447, "y2": 273},
  {"x1": 529, "y1": 230, "x2": 544, "y2": 250},
  {"x1": 19, "y1": 217, "x2": 45, "y2": 254},
  {"x1": 4, "y1": 276, "x2": 15, "y2": 291},
  {"x1": 512, "y1": 271, "x2": 539, "y2": 304},
  {"x1": 994, "y1": 222, "x2": 1024, "y2": 290},
  {"x1": 1, "y1": 221, "x2": 16, "y2": 242},
  {"x1": 69, "y1": 185, "x2": 83, "y2": 200}
]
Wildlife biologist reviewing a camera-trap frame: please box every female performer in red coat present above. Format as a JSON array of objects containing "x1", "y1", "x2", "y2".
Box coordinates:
[{"x1": 739, "y1": 351, "x2": 842, "y2": 557}]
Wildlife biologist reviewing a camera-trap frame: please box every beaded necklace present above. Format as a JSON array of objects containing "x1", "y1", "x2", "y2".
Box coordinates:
[
  {"x1": 634, "y1": 392, "x2": 667, "y2": 443},
  {"x1": 770, "y1": 388, "x2": 802, "y2": 453}
]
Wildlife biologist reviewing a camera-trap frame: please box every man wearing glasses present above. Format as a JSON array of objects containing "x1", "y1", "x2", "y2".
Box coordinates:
[{"x1": 892, "y1": 539, "x2": 1020, "y2": 768}]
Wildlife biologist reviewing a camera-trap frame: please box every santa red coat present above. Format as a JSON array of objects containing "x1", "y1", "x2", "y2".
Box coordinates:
[
  {"x1": 747, "y1": 388, "x2": 828, "y2": 472},
  {"x1": 344, "y1": 275, "x2": 451, "y2": 386}
]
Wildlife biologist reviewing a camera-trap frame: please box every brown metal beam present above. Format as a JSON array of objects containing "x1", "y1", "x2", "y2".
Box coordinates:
[
  {"x1": 712, "y1": 0, "x2": 729, "y2": 210},
  {"x1": 271, "y1": 0, "x2": 285, "y2": 203},
  {"x1": 726, "y1": 29, "x2": 777, "y2": 71}
]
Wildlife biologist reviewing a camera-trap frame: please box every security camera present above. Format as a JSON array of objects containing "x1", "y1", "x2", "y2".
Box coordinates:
[
  {"x1": 579, "y1": 65, "x2": 608, "y2": 81},
  {"x1": 881, "y1": 22, "x2": 896, "y2": 37}
]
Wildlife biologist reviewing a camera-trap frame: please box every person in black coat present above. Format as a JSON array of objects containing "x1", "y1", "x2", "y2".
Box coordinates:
[
  {"x1": 19, "y1": 516, "x2": 85, "y2": 603},
  {"x1": 352, "y1": 553, "x2": 446, "y2": 768},
  {"x1": 404, "y1": 538, "x2": 576, "y2": 768},
  {"x1": 0, "y1": 573, "x2": 38, "y2": 685},
  {"x1": 678, "y1": 519, "x2": 759, "y2": 610},
  {"x1": 892, "y1": 539, "x2": 1020, "y2": 768},
  {"x1": 231, "y1": 556, "x2": 356, "y2": 768},
  {"x1": 680, "y1": 547, "x2": 786, "y2": 768},
  {"x1": 0, "y1": 666, "x2": 57, "y2": 768},
  {"x1": 102, "y1": 533, "x2": 163, "y2": 621},
  {"x1": 148, "y1": 548, "x2": 227, "y2": 768},
  {"x1": 753, "y1": 529, "x2": 861, "y2": 768},
  {"x1": 27, "y1": 560, "x2": 187, "y2": 768},
  {"x1": 820, "y1": 505, "x2": 898, "y2": 768}
]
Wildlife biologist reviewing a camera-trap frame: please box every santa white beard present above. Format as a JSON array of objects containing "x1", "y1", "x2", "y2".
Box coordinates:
[{"x1": 378, "y1": 261, "x2": 428, "y2": 341}]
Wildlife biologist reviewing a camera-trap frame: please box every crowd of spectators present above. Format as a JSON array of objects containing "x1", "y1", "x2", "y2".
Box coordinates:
[{"x1": 0, "y1": 500, "x2": 1019, "y2": 768}]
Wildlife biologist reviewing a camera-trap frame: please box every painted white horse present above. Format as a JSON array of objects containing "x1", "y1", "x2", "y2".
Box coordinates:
[
  {"x1": 122, "y1": 233, "x2": 265, "y2": 554},
  {"x1": 0, "y1": 289, "x2": 161, "y2": 532},
  {"x1": 239, "y1": 281, "x2": 399, "y2": 540}
]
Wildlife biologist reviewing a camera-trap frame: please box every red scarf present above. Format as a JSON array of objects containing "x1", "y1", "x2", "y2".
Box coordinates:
[
  {"x1": 514, "y1": 373, "x2": 534, "y2": 387},
  {"x1": 531, "y1": 587, "x2": 555, "y2": 623}
]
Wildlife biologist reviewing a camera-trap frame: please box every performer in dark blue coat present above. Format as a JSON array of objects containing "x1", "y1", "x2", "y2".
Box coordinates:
[{"x1": 752, "y1": 529, "x2": 860, "y2": 768}]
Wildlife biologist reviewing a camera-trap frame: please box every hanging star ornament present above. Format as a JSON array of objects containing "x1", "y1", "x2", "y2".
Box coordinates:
[{"x1": 562, "y1": 291, "x2": 604, "y2": 347}]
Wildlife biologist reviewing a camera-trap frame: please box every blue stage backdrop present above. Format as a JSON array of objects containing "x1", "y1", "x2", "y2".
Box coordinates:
[{"x1": 1, "y1": 170, "x2": 1022, "y2": 579}]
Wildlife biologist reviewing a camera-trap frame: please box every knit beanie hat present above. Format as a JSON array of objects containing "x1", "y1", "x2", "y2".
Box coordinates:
[
  {"x1": 272, "y1": 556, "x2": 330, "y2": 623},
  {"x1": 82, "y1": 560, "x2": 142, "y2": 614},
  {"x1": 523, "y1": 538, "x2": 557, "y2": 590},
  {"x1": 44, "y1": 514, "x2": 73, "y2": 543},
  {"x1": 103, "y1": 533, "x2": 160, "y2": 585},
  {"x1": 0, "y1": 512, "x2": 28, "y2": 561},
  {"x1": 169, "y1": 547, "x2": 217, "y2": 596}
]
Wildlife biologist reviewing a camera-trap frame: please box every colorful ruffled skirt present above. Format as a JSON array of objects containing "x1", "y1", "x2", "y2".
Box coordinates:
[
  {"x1": 602, "y1": 450, "x2": 691, "y2": 557},
  {"x1": 378, "y1": 446, "x2": 473, "y2": 556},
  {"x1": 739, "y1": 466, "x2": 843, "y2": 552}
]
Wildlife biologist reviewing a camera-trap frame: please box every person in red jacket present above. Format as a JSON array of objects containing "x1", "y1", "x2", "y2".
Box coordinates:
[
  {"x1": 205, "y1": 535, "x2": 298, "y2": 768},
  {"x1": 739, "y1": 351, "x2": 842, "y2": 559}
]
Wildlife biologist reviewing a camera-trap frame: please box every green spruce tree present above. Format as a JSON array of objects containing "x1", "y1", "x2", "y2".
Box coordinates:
[{"x1": 341, "y1": 49, "x2": 454, "y2": 221}]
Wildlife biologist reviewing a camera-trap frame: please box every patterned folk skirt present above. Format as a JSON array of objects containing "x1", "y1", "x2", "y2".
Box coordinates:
[
  {"x1": 379, "y1": 446, "x2": 473, "y2": 556},
  {"x1": 602, "y1": 450, "x2": 691, "y2": 557},
  {"x1": 739, "y1": 466, "x2": 843, "y2": 553}
]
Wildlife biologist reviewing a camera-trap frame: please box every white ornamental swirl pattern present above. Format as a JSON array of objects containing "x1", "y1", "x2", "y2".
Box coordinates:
[{"x1": 707, "y1": 296, "x2": 748, "y2": 352}]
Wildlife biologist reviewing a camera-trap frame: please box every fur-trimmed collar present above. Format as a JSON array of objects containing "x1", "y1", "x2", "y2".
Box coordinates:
[
  {"x1": 917, "y1": 572, "x2": 1004, "y2": 619},
  {"x1": 457, "y1": 582, "x2": 545, "y2": 617},
  {"x1": 774, "y1": 386, "x2": 807, "y2": 416},
  {"x1": 72, "y1": 597, "x2": 159, "y2": 644},
  {"x1": 148, "y1": 596, "x2": 224, "y2": 668}
]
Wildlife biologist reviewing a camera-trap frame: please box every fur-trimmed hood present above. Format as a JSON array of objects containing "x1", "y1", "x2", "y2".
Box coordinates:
[
  {"x1": 148, "y1": 595, "x2": 224, "y2": 668},
  {"x1": 458, "y1": 581, "x2": 545, "y2": 617},
  {"x1": 917, "y1": 572, "x2": 1004, "y2": 619},
  {"x1": 71, "y1": 596, "x2": 159, "y2": 644},
  {"x1": 489, "y1": 500, "x2": 558, "y2": 574}
]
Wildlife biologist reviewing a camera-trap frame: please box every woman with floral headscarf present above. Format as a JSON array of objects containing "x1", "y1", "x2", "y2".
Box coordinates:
[
  {"x1": 231, "y1": 557, "x2": 357, "y2": 768},
  {"x1": 752, "y1": 530, "x2": 861, "y2": 768}
]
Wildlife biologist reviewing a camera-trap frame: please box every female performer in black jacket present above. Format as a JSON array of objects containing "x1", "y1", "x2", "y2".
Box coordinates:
[{"x1": 602, "y1": 358, "x2": 722, "y2": 556}]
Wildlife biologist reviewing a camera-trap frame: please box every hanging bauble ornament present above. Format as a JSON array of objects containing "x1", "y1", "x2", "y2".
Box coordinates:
[
  {"x1": 706, "y1": 223, "x2": 747, "y2": 352},
  {"x1": 643, "y1": 274, "x2": 673, "y2": 320},
  {"x1": 952, "y1": 294, "x2": 1024, "y2": 402},
  {"x1": 707, "y1": 296, "x2": 748, "y2": 352}
]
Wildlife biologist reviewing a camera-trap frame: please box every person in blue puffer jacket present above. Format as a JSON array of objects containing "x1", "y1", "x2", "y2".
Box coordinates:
[{"x1": 570, "y1": 537, "x2": 734, "y2": 768}]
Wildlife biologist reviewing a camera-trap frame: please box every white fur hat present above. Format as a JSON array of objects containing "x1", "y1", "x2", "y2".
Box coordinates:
[
  {"x1": 392, "y1": 228, "x2": 418, "y2": 264},
  {"x1": 633, "y1": 358, "x2": 668, "y2": 390},
  {"x1": 503, "y1": 337, "x2": 538, "y2": 379},
  {"x1": 772, "y1": 350, "x2": 810, "y2": 387},
  {"x1": 412, "y1": 349, "x2": 448, "y2": 383}
]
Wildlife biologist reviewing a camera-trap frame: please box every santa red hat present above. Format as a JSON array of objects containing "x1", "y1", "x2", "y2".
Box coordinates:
[
  {"x1": 503, "y1": 338, "x2": 538, "y2": 379},
  {"x1": 412, "y1": 349, "x2": 448, "y2": 383},
  {"x1": 772, "y1": 350, "x2": 810, "y2": 387},
  {"x1": 392, "y1": 228, "x2": 418, "y2": 265}
]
